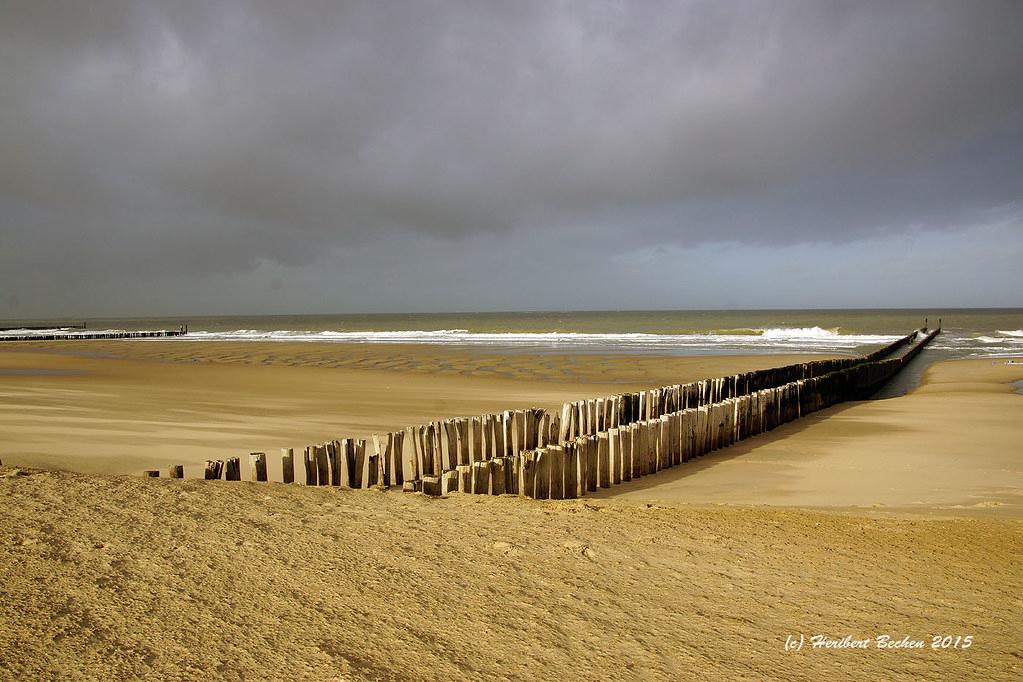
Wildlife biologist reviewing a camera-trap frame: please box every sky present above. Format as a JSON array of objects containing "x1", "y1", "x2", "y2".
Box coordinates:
[{"x1": 1, "y1": 0, "x2": 1021, "y2": 318}]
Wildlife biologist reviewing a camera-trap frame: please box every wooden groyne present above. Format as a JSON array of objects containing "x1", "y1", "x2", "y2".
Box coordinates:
[
  {"x1": 147, "y1": 325, "x2": 940, "y2": 498},
  {"x1": 0, "y1": 323, "x2": 86, "y2": 332},
  {"x1": 0, "y1": 327, "x2": 187, "y2": 342}
]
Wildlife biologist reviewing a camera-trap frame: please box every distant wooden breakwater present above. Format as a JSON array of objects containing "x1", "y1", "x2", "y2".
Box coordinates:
[
  {"x1": 0, "y1": 326, "x2": 187, "y2": 342},
  {"x1": 146, "y1": 326, "x2": 940, "y2": 499}
]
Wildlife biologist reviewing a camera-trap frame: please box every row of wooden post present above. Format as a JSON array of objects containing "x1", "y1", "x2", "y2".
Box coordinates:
[
  {"x1": 149, "y1": 407, "x2": 556, "y2": 483},
  {"x1": 554, "y1": 329, "x2": 925, "y2": 444},
  {"x1": 144, "y1": 328, "x2": 935, "y2": 487}
]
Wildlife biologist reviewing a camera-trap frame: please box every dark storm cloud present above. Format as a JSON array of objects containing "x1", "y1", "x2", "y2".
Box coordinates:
[{"x1": 1, "y1": 1, "x2": 1021, "y2": 314}]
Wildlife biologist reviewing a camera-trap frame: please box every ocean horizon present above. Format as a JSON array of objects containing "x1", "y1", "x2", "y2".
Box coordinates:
[{"x1": 3, "y1": 308, "x2": 1021, "y2": 359}]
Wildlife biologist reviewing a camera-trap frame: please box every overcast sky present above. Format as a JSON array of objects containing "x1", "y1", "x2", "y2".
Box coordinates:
[{"x1": 2, "y1": 0, "x2": 1021, "y2": 318}]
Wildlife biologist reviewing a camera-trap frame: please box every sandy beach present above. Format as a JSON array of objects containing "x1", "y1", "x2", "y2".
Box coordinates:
[
  {"x1": 0, "y1": 340, "x2": 828, "y2": 476},
  {"x1": 594, "y1": 358, "x2": 1023, "y2": 518},
  {"x1": 1, "y1": 341, "x2": 1021, "y2": 680}
]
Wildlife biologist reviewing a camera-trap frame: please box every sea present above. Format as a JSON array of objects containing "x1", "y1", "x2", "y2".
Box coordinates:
[{"x1": 2, "y1": 309, "x2": 1021, "y2": 359}]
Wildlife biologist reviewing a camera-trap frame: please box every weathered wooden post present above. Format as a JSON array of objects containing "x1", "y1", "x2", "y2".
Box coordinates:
[
  {"x1": 596, "y1": 433, "x2": 610, "y2": 488},
  {"x1": 311, "y1": 446, "x2": 326, "y2": 486},
  {"x1": 471, "y1": 416, "x2": 483, "y2": 463},
  {"x1": 456, "y1": 418, "x2": 470, "y2": 466},
  {"x1": 303, "y1": 447, "x2": 315, "y2": 485},
  {"x1": 204, "y1": 460, "x2": 224, "y2": 480},
  {"x1": 372, "y1": 434, "x2": 388, "y2": 486},
  {"x1": 281, "y1": 448, "x2": 295, "y2": 484},
  {"x1": 549, "y1": 446, "x2": 565, "y2": 499},
  {"x1": 144, "y1": 470, "x2": 160, "y2": 478},
  {"x1": 442, "y1": 470, "x2": 459, "y2": 495},
  {"x1": 564, "y1": 443, "x2": 579, "y2": 499},
  {"x1": 533, "y1": 449, "x2": 550, "y2": 500},
  {"x1": 249, "y1": 452, "x2": 267, "y2": 482},
  {"x1": 585, "y1": 435, "x2": 598, "y2": 492},
  {"x1": 422, "y1": 476, "x2": 441, "y2": 496},
  {"x1": 169, "y1": 465, "x2": 184, "y2": 479},
  {"x1": 491, "y1": 459, "x2": 507, "y2": 495},
  {"x1": 608, "y1": 428, "x2": 622, "y2": 484},
  {"x1": 443, "y1": 420, "x2": 458, "y2": 470},
  {"x1": 639, "y1": 421, "x2": 650, "y2": 475},
  {"x1": 506, "y1": 455, "x2": 520, "y2": 495},
  {"x1": 472, "y1": 460, "x2": 490, "y2": 494},
  {"x1": 225, "y1": 457, "x2": 241, "y2": 481},
  {"x1": 403, "y1": 427, "x2": 419, "y2": 482},
  {"x1": 324, "y1": 441, "x2": 339, "y2": 486},
  {"x1": 457, "y1": 465, "x2": 472, "y2": 493},
  {"x1": 620, "y1": 426, "x2": 632, "y2": 481},
  {"x1": 519, "y1": 451, "x2": 536, "y2": 498}
]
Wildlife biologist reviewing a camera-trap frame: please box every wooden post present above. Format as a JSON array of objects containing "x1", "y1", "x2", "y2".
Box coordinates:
[
  {"x1": 372, "y1": 434, "x2": 387, "y2": 486},
  {"x1": 325, "y1": 441, "x2": 340, "y2": 486},
  {"x1": 442, "y1": 469, "x2": 459, "y2": 495},
  {"x1": 431, "y1": 421, "x2": 444, "y2": 474},
  {"x1": 443, "y1": 420, "x2": 458, "y2": 470},
  {"x1": 564, "y1": 443, "x2": 579, "y2": 499},
  {"x1": 144, "y1": 470, "x2": 160, "y2": 478},
  {"x1": 414, "y1": 425, "x2": 428, "y2": 477},
  {"x1": 502, "y1": 411, "x2": 513, "y2": 457},
  {"x1": 574, "y1": 437, "x2": 588, "y2": 494},
  {"x1": 249, "y1": 452, "x2": 267, "y2": 482},
  {"x1": 511, "y1": 410, "x2": 523, "y2": 456},
  {"x1": 169, "y1": 465, "x2": 184, "y2": 479},
  {"x1": 472, "y1": 460, "x2": 490, "y2": 494},
  {"x1": 585, "y1": 436, "x2": 598, "y2": 492},
  {"x1": 609, "y1": 428, "x2": 622, "y2": 484},
  {"x1": 336, "y1": 439, "x2": 352, "y2": 488},
  {"x1": 533, "y1": 449, "x2": 550, "y2": 500},
  {"x1": 366, "y1": 453, "x2": 379, "y2": 489},
  {"x1": 559, "y1": 403, "x2": 572, "y2": 442},
  {"x1": 422, "y1": 476, "x2": 441, "y2": 496},
  {"x1": 596, "y1": 433, "x2": 610, "y2": 488},
  {"x1": 404, "y1": 427, "x2": 419, "y2": 482},
  {"x1": 506, "y1": 454, "x2": 519, "y2": 495},
  {"x1": 519, "y1": 451, "x2": 536, "y2": 498},
  {"x1": 354, "y1": 440, "x2": 368, "y2": 488},
  {"x1": 313, "y1": 446, "x2": 328, "y2": 486},
  {"x1": 422, "y1": 423, "x2": 436, "y2": 475},
  {"x1": 390, "y1": 431, "x2": 404, "y2": 486},
  {"x1": 619, "y1": 426, "x2": 631, "y2": 482},
  {"x1": 549, "y1": 446, "x2": 565, "y2": 499},
  {"x1": 204, "y1": 460, "x2": 223, "y2": 480},
  {"x1": 225, "y1": 457, "x2": 241, "y2": 481},
  {"x1": 457, "y1": 465, "x2": 472, "y2": 493},
  {"x1": 402, "y1": 480, "x2": 421, "y2": 493},
  {"x1": 457, "y1": 418, "x2": 470, "y2": 466},
  {"x1": 281, "y1": 448, "x2": 295, "y2": 483},
  {"x1": 471, "y1": 416, "x2": 483, "y2": 463},
  {"x1": 659, "y1": 416, "x2": 670, "y2": 470},
  {"x1": 491, "y1": 459, "x2": 506, "y2": 495}
]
